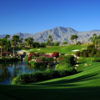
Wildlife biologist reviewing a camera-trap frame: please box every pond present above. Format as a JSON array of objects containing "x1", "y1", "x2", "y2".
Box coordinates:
[{"x1": 0, "y1": 61, "x2": 36, "y2": 85}]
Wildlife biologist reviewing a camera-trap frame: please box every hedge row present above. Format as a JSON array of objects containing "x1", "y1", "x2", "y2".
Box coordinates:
[{"x1": 12, "y1": 69, "x2": 77, "y2": 84}]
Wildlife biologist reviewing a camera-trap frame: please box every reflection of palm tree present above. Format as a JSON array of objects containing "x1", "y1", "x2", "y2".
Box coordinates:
[
  {"x1": 0, "y1": 64, "x2": 11, "y2": 81},
  {"x1": 13, "y1": 63, "x2": 18, "y2": 77}
]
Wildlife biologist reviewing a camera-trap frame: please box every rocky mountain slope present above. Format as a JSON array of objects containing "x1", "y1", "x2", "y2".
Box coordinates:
[{"x1": 1, "y1": 27, "x2": 100, "y2": 43}]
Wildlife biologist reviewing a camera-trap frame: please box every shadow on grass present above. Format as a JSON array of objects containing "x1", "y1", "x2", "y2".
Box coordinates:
[
  {"x1": 0, "y1": 85, "x2": 100, "y2": 100},
  {"x1": 38, "y1": 72, "x2": 99, "y2": 86}
]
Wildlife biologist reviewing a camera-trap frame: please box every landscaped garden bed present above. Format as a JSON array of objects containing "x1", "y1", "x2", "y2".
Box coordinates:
[{"x1": 12, "y1": 52, "x2": 77, "y2": 84}]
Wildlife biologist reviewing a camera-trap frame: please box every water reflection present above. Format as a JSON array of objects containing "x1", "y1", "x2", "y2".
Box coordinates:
[{"x1": 0, "y1": 62, "x2": 34, "y2": 84}]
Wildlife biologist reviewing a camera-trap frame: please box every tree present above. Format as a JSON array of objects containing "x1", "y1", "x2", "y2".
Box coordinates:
[
  {"x1": 47, "y1": 35, "x2": 53, "y2": 46},
  {"x1": 3, "y1": 35, "x2": 11, "y2": 53},
  {"x1": 54, "y1": 42, "x2": 60, "y2": 46},
  {"x1": 90, "y1": 34, "x2": 100, "y2": 48},
  {"x1": 11, "y1": 35, "x2": 20, "y2": 56},
  {"x1": 4, "y1": 35, "x2": 10, "y2": 40},
  {"x1": 0, "y1": 38, "x2": 11, "y2": 57},
  {"x1": 70, "y1": 35, "x2": 78, "y2": 44},
  {"x1": 25, "y1": 37, "x2": 34, "y2": 48},
  {"x1": 90, "y1": 34, "x2": 98, "y2": 47},
  {"x1": 62, "y1": 41, "x2": 68, "y2": 45},
  {"x1": 18, "y1": 38, "x2": 24, "y2": 48}
]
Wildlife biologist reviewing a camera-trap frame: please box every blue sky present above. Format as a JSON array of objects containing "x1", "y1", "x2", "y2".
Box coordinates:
[{"x1": 0, "y1": 0, "x2": 100, "y2": 34}]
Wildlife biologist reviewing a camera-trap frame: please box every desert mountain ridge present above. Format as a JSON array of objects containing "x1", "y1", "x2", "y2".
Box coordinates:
[{"x1": 1, "y1": 26, "x2": 100, "y2": 43}]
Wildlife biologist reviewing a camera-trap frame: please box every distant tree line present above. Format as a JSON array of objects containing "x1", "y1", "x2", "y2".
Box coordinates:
[{"x1": 1, "y1": 33, "x2": 99, "y2": 57}]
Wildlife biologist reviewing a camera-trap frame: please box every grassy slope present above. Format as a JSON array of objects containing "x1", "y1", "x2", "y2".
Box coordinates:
[
  {"x1": 0, "y1": 61, "x2": 100, "y2": 100},
  {"x1": 1, "y1": 45, "x2": 100, "y2": 100},
  {"x1": 28, "y1": 44, "x2": 87, "y2": 54}
]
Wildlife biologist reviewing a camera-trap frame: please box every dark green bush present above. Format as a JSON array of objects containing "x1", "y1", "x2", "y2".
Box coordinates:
[
  {"x1": 93, "y1": 57, "x2": 100, "y2": 62},
  {"x1": 12, "y1": 69, "x2": 77, "y2": 84},
  {"x1": 95, "y1": 50, "x2": 100, "y2": 57},
  {"x1": 87, "y1": 44, "x2": 95, "y2": 51},
  {"x1": 55, "y1": 55, "x2": 76, "y2": 71},
  {"x1": 39, "y1": 56, "x2": 53, "y2": 62},
  {"x1": 53, "y1": 42, "x2": 60, "y2": 46},
  {"x1": 79, "y1": 44, "x2": 100, "y2": 57},
  {"x1": 29, "y1": 61, "x2": 47, "y2": 70},
  {"x1": 0, "y1": 57, "x2": 20, "y2": 63},
  {"x1": 62, "y1": 55, "x2": 76, "y2": 66},
  {"x1": 75, "y1": 51, "x2": 80, "y2": 57},
  {"x1": 80, "y1": 50, "x2": 89, "y2": 57},
  {"x1": 76, "y1": 41, "x2": 82, "y2": 45}
]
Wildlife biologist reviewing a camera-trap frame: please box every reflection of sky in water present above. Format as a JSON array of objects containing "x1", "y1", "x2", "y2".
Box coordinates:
[{"x1": 0, "y1": 62, "x2": 34, "y2": 85}]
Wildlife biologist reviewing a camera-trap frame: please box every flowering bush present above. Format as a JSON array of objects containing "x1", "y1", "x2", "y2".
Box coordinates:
[
  {"x1": 52, "y1": 52, "x2": 59, "y2": 58},
  {"x1": 27, "y1": 56, "x2": 32, "y2": 62},
  {"x1": 27, "y1": 52, "x2": 59, "y2": 64},
  {"x1": 58, "y1": 57, "x2": 63, "y2": 60},
  {"x1": 29, "y1": 52, "x2": 39, "y2": 57},
  {"x1": 36, "y1": 56, "x2": 53, "y2": 63},
  {"x1": 27, "y1": 52, "x2": 39, "y2": 63},
  {"x1": 57, "y1": 57, "x2": 63, "y2": 63},
  {"x1": 55, "y1": 55, "x2": 76, "y2": 71},
  {"x1": 42, "y1": 54, "x2": 52, "y2": 58}
]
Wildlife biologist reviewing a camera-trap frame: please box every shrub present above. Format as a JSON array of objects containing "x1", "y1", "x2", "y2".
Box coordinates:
[
  {"x1": 39, "y1": 56, "x2": 53, "y2": 63},
  {"x1": 24, "y1": 56, "x2": 28, "y2": 62},
  {"x1": 52, "y1": 52, "x2": 59, "y2": 58},
  {"x1": 75, "y1": 51, "x2": 80, "y2": 57},
  {"x1": 12, "y1": 69, "x2": 77, "y2": 84},
  {"x1": 29, "y1": 61, "x2": 47, "y2": 70},
  {"x1": 55, "y1": 55, "x2": 76, "y2": 71},
  {"x1": 62, "y1": 41, "x2": 68, "y2": 45},
  {"x1": 93, "y1": 57, "x2": 100, "y2": 62},
  {"x1": 53, "y1": 42, "x2": 60, "y2": 46},
  {"x1": 60, "y1": 55, "x2": 76, "y2": 66},
  {"x1": 40, "y1": 43, "x2": 46, "y2": 48},
  {"x1": 55, "y1": 63, "x2": 70, "y2": 71},
  {"x1": 79, "y1": 45, "x2": 97, "y2": 57},
  {"x1": 0, "y1": 57, "x2": 20, "y2": 63},
  {"x1": 87, "y1": 44, "x2": 95, "y2": 51},
  {"x1": 76, "y1": 41, "x2": 81, "y2": 45},
  {"x1": 33, "y1": 42, "x2": 40, "y2": 48},
  {"x1": 95, "y1": 50, "x2": 100, "y2": 57},
  {"x1": 80, "y1": 50, "x2": 89, "y2": 57}
]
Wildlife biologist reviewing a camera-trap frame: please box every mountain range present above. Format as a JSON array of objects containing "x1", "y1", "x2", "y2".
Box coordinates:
[{"x1": 1, "y1": 27, "x2": 100, "y2": 43}]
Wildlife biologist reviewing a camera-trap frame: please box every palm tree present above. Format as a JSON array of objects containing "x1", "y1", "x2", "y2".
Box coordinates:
[
  {"x1": 4, "y1": 35, "x2": 10, "y2": 40},
  {"x1": 25, "y1": 37, "x2": 34, "y2": 48},
  {"x1": 47, "y1": 35, "x2": 53, "y2": 46},
  {"x1": 90, "y1": 34, "x2": 100, "y2": 48},
  {"x1": 11, "y1": 35, "x2": 20, "y2": 56},
  {"x1": 0, "y1": 38, "x2": 9, "y2": 57},
  {"x1": 70, "y1": 35, "x2": 78, "y2": 44}
]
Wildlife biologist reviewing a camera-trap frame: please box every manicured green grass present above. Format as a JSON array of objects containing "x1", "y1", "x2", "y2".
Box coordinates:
[
  {"x1": 1, "y1": 45, "x2": 100, "y2": 100},
  {"x1": 28, "y1": 44, "x2": 87, "y2": 54},
  {"x1": 0, "y1": 58, "x2": 100, "y2": 100}
]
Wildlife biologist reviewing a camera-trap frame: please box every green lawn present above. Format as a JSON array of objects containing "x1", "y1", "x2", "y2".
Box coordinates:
[
  {"x1": 28, "y1": 44, "x2": 87, "y2": 54},
  {"x1": 0, "y1": 58, "x2": 100, "y2": 100},
  {"x1": 1, "y1": 45, "x2": 100, "y2": 100}
]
